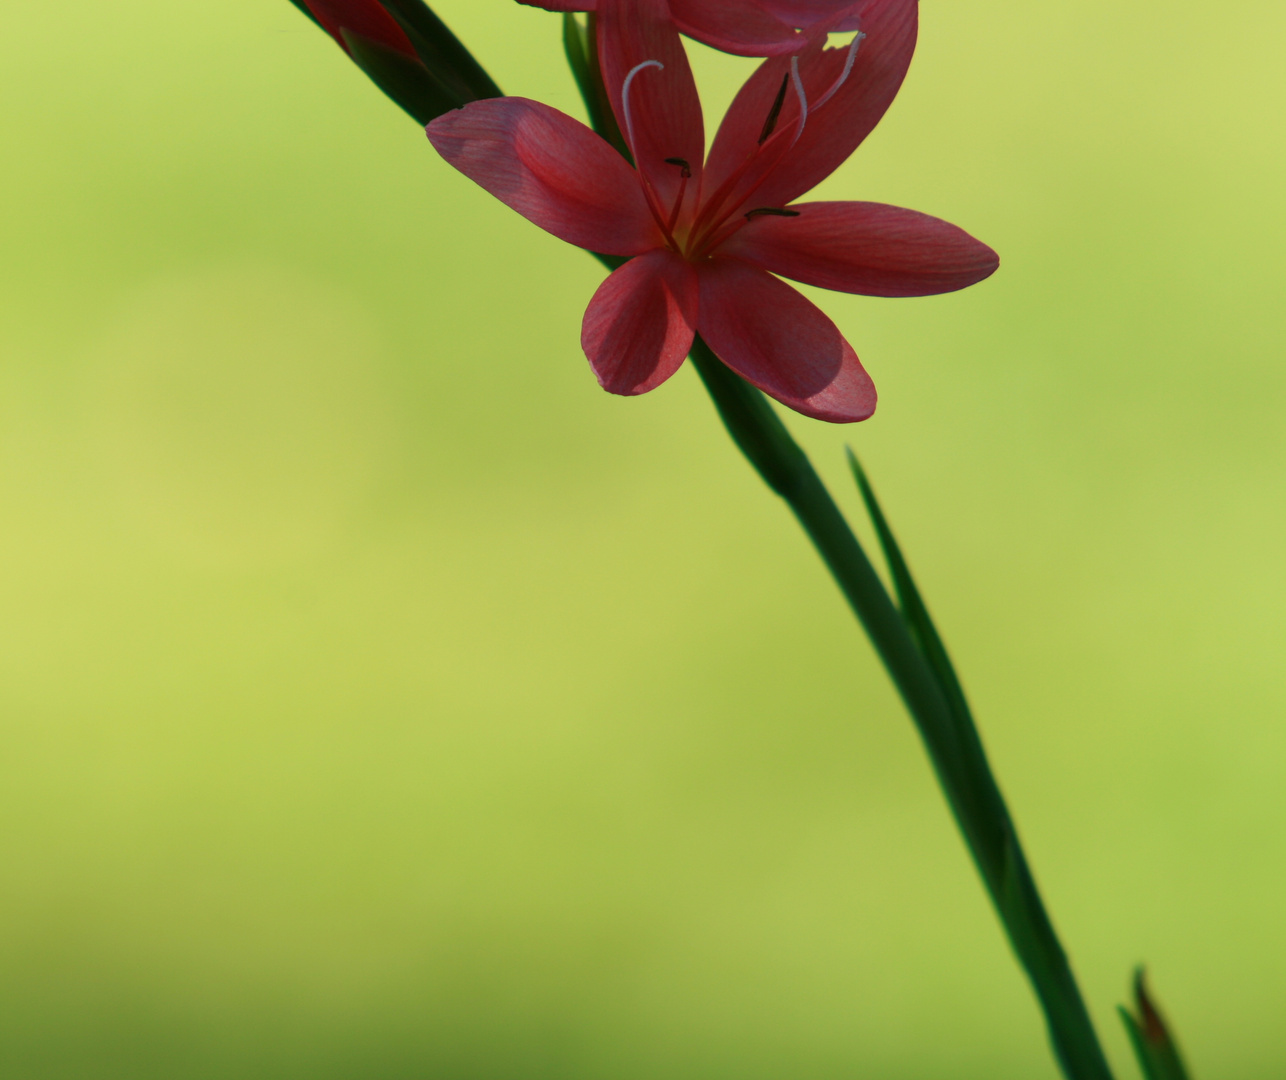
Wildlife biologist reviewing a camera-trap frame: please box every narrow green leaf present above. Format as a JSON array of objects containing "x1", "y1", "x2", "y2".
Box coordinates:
[
  {"x1": 846, "y1": 448, "x2": 970, "y2": 722},
  {"x1": 563, "y1": 13, "x2": 590, "y2": 83},
  {"x1": 563, "y1": 13, "x2": 596, "y2": 124},
  {"x1": 1119, "y1": 971, "x2": 1193, "y2": 1080}
]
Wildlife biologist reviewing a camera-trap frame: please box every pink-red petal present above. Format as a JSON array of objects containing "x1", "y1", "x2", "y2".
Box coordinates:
[
  {"x1": 758, "y1": 0, "x2": 865, "y2": 31},
  {"x1": 696, "y1": 257, "x2": 875, "y2": 422},
  {"x1": 517, "y1": 0, "x2": 812, "y2": 57},
  {"x1": 669, "y1": 0, "x2": 804, "y2": 57},
  {"x1": 698, "y1": 17, "x2": 858, "y2": 220},
  {"x1": 516, "y1": 0, "x2": 593, "y2": 9},
  {"x1": 704, "y1": 0, "x2": 916, "y2": 215},
  {"x1": 582, "y1": 249, "x2": 699, "y2": 396},
  {"x1": 755, "y1": 0, "x2": 918, "y2": 207},
  {"x1": 427, "y1": 97, "x2": 660, "y2": 257},
  {"x1": 720, "y1": 201, "x2": 999, "y2": 297},
  {"x1": 516, "y1": 0, "x2": 862, "y2": 56},
  {"x1": 597, "y1": 0, "x2": 704, "y2": 223},
  {"x1": 304, "y1": 0, "x2": 419, "y2": 59}
]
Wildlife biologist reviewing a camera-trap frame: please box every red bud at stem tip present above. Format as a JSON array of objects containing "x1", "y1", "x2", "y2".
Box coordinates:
[
  {"x1": 1119, "y1": 968, "x2": 1194, "y2": 1080},
  {"x1": 1135, "y1": 969, "x2": 1171, "y2": 1044},
  {"x1": 304, "y1": 0, "x2": 419, "y2": 61}
]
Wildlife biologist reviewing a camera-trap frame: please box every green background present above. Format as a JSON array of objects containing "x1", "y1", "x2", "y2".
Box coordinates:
[{"x1": 2, "y1": 1, "x2": 1283, "y2": 1076}]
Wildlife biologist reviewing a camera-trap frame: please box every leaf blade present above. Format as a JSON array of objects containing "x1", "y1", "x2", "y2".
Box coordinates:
[{"x1": 846, "y1": 448, "x2": 971, "y2": 722}]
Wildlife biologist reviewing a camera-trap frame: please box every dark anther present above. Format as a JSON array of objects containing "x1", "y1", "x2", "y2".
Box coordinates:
[
  {"x1": 664, "y1": 157, "x2": 692, "y2": 178},
  {"x1": 758, "y1": 74, "x2": 791, "y2": 145},
  {"x1": 745, "y1": 207, "x2": 802, "y2": 220}
]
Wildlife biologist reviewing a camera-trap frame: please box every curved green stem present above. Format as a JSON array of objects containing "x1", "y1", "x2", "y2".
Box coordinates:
[
  {"x1": 686, "y1": 339, "x2": 1114, "y2": 1080},
  {"x1": 285, "y1": 5, "x2": 1117, "y2": 1076}
]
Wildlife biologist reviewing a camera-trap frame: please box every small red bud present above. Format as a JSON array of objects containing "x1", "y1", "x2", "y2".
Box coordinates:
[
  {"x1": 303, "y1": 0, "x2": 419, "y2": 62},
  {"x1": 1134, "y1": 970, "x2": 1173, "y2": 1046}
]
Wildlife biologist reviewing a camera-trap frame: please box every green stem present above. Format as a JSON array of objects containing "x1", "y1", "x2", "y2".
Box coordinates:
[{"x1": 687, "y1": 338, "x2": 1114, "y2": 1080}]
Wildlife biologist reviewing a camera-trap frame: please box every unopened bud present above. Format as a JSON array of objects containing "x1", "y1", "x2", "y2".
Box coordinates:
[
  {"x1": 1118, "y1": 969, "x2": 1193, "y2": 1080},
  {"x1": 303, "y1": 0, "x2": 419, "y2": 61}
]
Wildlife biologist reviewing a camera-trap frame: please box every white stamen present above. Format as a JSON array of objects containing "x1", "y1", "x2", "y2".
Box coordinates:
[
  {"x1": 621, "y1": 60, "x2": 664, "y2": 158},
  {"x1": 811, "y1": 30, "x2": 865, "y2": 112},
  {"x1": 789, "y1": 56, "x2": 809, "y2": 143}
]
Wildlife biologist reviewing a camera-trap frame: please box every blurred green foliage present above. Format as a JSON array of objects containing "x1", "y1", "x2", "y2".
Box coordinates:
[{"x1": 0, "y1": 2, "x2": 1283, "y2": 1077}]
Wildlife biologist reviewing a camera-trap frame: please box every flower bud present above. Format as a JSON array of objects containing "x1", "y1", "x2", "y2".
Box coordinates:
[
  {"x1": 1119, "y1": 969, "x2": 1193, "y2": 1080},
  {"x1": 302, "y1": 0, "x2": 419, "y2": 60},
  {"x1": 293, "y1": 0, "x2": 467, "y2": 123}
]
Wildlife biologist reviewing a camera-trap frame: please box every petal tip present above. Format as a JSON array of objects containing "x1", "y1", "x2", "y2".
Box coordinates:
[{"x1": 800, "y1": 383, "x2": 877, "y2": 423}]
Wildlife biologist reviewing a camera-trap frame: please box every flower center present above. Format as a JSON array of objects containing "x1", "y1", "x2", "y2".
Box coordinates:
[
  {"x1": 618, "y1": 27, "x2": 866, "y2": 260},
  {"x1": 681, "y1": 27, "x2": 867, "y2": 257},
  {"x1": 620, "y1": 60, "x2": 693, "y2": 250}
]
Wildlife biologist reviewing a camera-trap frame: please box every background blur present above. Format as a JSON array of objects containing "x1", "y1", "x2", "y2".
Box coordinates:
[{"x1": 1, "y1": 2, "x2": 1283, "y2": 1077}]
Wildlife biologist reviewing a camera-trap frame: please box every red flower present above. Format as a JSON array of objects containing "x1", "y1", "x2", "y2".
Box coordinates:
[
  {"x1": 429, "y1": 0, "x2": 996, "y2": 422},
  {"x1": 518, "y1": 0, "x2": 864, "y2": 57},
  {"x1": 303, "y1": 0, "x2": 419, "y2": 60}
]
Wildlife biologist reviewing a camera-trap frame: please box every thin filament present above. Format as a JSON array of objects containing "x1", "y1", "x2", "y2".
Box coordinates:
[
  {"x1": 619, "y1": 59, "x2": 678, "y2": 244},
  {"x1": 810, "y1": 30, "x2": 865, "y2": 112},
  {"x1": 621, "y1": 60, "x2": 664, "y2": 161},
  {"x1": 789, "y1": 57, "x2": 809, "y2": 143}
]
